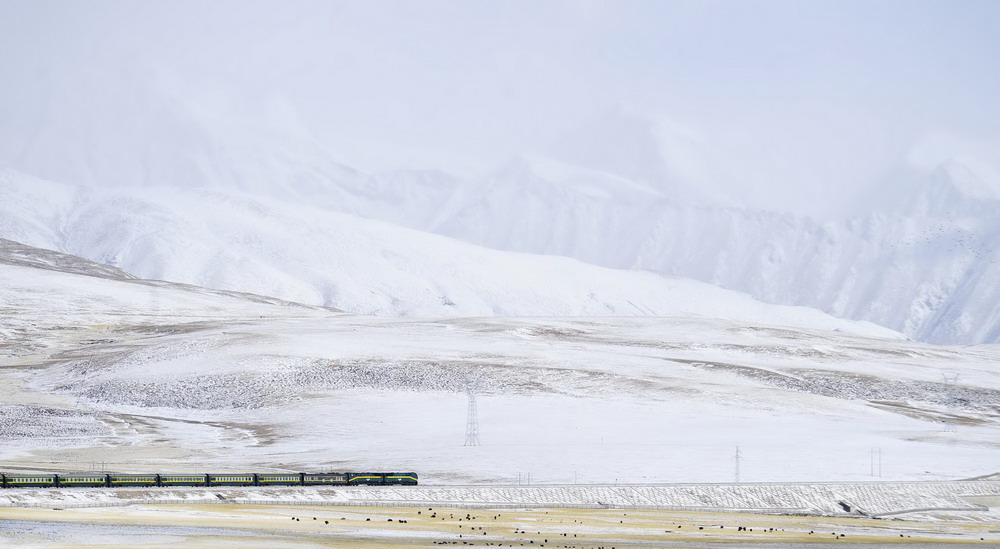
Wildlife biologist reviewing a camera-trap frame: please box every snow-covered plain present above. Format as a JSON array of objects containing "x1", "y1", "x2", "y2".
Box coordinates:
[{"x1": 1, "y1": 242, "x2": 997, "y2": 487}]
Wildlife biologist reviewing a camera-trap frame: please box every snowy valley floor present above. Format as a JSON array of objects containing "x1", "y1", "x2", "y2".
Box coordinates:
[
  {"x1": 4, "y1": 309, "x2": 999, "y2": 485},
  {"x1": 3, "y1": 241, "x2": 1000, "y2": 545}
]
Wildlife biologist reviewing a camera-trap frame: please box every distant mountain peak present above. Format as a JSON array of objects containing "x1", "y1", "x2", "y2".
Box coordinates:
[
  {"x1": 545, "y1": 107, "x2": 715, "y2": 203},
  {"x1": 493, "y1": 155, "x2": 665, "y2": 201},
  {"x1": 902, "y1": 159, "x2": 997, "y2": 217},
  {"x1": 930, "y1": 159, "x2": 997, "y2": 201}
]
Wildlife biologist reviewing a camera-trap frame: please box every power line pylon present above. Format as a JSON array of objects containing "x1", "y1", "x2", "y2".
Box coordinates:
[
  {"x1": 941, "y1": 373, "x2": 960, "y2": 433},
  {"x1": 464, "y1": 384, "x2": 480, "y2": 447}
]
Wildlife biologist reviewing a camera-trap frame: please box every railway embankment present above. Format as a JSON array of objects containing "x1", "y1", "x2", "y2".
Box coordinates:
[{"x1": 1, "y1": 480, "x2": 998, "y2": 520}]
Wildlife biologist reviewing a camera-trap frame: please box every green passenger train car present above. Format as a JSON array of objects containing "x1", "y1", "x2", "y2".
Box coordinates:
[
  {"x1": 109, "y1": 474, "x2": 158, "y2": 487},
  {"x1": 159, "y1": 474, "x2": 209, "y2": 486},
  {"x1": 256, "y1": 473, "x2": 303, "y2": 486},
  {"x1": 57, "y1": 474, "x2": 108, "y2": 487},
  {"x1": 2, "y1": 475, "x2": 57, "y2": 488},
  {"x1": 304, "y1": 473, "x2": 349, "y2": 485},
  {"x1": 207, "y1": 474, "x2": 255, "y2": 486}
]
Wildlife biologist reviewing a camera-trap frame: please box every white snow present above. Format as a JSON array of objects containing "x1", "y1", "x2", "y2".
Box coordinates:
[
  {"x1": 425, "y1": 156, "x2": 1000, "y2": 345},
  {"x1": 0, "y1": 16, "x2": 997, "y2": 346},
  {"x1": 1, "y1": 244, "x2": 997, "y2": 487},
  {"x1": 0, "y1": 172, "x2": 900, "y2": 337},
  {"x1": 4, "y1": 140, "x2": 997, "y2": 345}
]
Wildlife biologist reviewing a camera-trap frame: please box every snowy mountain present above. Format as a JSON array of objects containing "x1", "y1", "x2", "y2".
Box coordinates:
[
  {"x1": 0, "y1": 65, "x2": 351, "y2": 197},
  {"x1": 543, "y1": 109, "x2": 726, "y2": 205},
  {"x1": 0, "y1": 171, "x2": 897, "y2": 337},
  {"x1": 417, "y1": 156, "x2": 1000, "y2": 344},
  {"x1": 3, "y1": 148, "x2": 998, "y2": 344},
  {"x1": 1, "y1": 77, "x2": 997, "y2": 344},
  {"x1": 899, "y1": 160, "x2": 999, "y2": 218},
  {"x1": 2, "y1": 241, "x2": 998, "y2": 483}
]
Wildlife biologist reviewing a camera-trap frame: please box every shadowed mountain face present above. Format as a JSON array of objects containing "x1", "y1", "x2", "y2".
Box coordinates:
[
  {"x1": 0, "y1": 238, "x2": 135, "y2": 281},
  {"x1": 0, "y1": 238, "x2": 336, "y2": 322}
]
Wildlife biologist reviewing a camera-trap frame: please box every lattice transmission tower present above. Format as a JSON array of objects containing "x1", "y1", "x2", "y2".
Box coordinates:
[
  {"x1": 941, "y1": 373, "x2": 960, "y2": 433},
  {"x1": 464, "y1": 383, "x2": 480, "y2": 447}
]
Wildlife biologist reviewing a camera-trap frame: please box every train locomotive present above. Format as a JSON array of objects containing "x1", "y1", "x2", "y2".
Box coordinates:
[{"x1": 0, "y1": 471, "x2": 417, "y2": 488}]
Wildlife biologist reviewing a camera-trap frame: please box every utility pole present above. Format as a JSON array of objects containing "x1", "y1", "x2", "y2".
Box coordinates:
[
  {"x1": 870, "y1": 448, "x2": 882, "y2": 477},
  {"x1": 734, "y1": 446, "x2": 742, "y2": 483}
]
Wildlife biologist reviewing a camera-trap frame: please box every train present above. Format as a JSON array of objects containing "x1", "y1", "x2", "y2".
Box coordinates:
[{"x1": 0, "y1": 471, "x2": 417, "y2": 488}]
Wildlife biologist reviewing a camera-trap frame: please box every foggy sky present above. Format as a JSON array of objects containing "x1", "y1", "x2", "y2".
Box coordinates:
[{"x1": 1, "y1": 0, "x2": 998, "y2": 218}]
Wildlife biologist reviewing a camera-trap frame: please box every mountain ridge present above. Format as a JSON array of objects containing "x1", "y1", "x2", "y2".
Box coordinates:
[
  {"x1": 419, "y1": 158, "x2": 1000, "y2": 344},
  {"x1": 0, "y1": 169, "x2": 900, "y2": 339}
]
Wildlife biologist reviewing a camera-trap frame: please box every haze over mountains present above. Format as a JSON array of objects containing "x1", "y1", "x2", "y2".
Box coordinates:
[
  {"x1": 1, "y1": 105, "x2": 997, "y2": 343},
  {"x1": 424, "y1": 148, "x2": 1000, "y2": 345},
  {"x1": 0, "y1": 172, "x2": 901, "y2": 339},
  {"x1": 1, "y1": 0, "x2": 998, "y2": 344}
]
